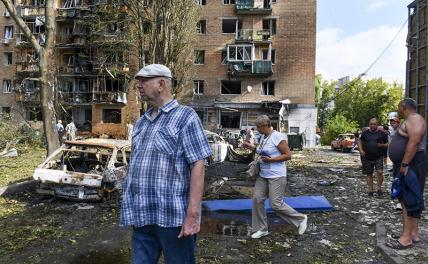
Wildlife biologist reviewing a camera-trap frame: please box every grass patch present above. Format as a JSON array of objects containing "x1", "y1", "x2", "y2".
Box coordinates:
[{"x1": 0, "y1": 146, "x2": 46, "y2": 187}]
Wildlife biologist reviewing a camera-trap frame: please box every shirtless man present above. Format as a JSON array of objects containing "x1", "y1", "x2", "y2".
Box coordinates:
[{"x1": 387, "y1": 98, "x2": 427, "y2": 249}]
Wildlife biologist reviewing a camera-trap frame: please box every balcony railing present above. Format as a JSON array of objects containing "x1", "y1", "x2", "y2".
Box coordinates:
[
  {"x1": 57, "y1": 91, "x2": 128, "y2": 104},
  {"x1": 236, "y1": 29, "x2": 271, "y2": 42},
  {"x1": 56, "y1": 34, "x2": 86, "y2": 46},
  {"x1": 16, "y1": 61, "x2": 40, "y2": 73},
  {"x1": 16, "y1": 33, "x2": 45, "y2": 46},
  {"x1": 228, "y1": 60, "x2": 272, "y2": 76},
  {"x1": 236, "y1": 0, "x2": 272, "y2": 14},
  {"x1": 17, "y1": 6, "x2": 45, "y2": 17}
]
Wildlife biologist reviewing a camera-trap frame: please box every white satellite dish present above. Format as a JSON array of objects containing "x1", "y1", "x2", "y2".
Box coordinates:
[{"x1": 247, "y1": 85, "x2": 253, "y2": 93}]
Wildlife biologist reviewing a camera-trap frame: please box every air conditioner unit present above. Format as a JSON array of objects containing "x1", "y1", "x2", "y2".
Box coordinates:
[{"x1": 3, "y1": 10, "x2": 10, "y2": 17}]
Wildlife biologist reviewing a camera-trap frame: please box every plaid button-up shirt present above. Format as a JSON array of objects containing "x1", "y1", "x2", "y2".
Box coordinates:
[{"x1": 120, "y1": 100, "x2": 212, "y2": 228}]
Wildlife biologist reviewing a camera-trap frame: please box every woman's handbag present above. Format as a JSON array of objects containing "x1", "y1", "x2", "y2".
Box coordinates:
[
  {"x1": 245, "y1": 134, "x2": 271, "y2": 179},
  {"x1": 246, "y1": 154, "x2": 260, "y2": 178}
]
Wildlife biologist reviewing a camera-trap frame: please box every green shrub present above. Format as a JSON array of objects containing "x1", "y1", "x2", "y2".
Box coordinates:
[
  {"x1": 0, "y1": 121, "x2": 44, "y2": 150},
  {"x1": 321, "y1": 114, "x2": 358, "y2": 145}
]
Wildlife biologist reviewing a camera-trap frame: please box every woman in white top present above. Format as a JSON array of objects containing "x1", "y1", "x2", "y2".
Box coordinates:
[{"x1": 243, "y1": 115, "x2": 308, "y2": 239}]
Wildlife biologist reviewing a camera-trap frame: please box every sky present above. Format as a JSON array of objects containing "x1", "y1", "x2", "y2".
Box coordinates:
[{"x1": 316, "y1": 0, "x2": 412, "y2": 84}]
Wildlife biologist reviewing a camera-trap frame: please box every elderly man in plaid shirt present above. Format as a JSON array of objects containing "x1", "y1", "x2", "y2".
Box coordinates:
[{"x1": 121, "y1": 64, "x2": 212, "y2": 264}]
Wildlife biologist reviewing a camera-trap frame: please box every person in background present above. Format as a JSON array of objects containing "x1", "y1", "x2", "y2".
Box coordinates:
[
  {"x1": 56, "y1": 120, "x2": 64, "y2": 145},
  {"x1": 242, "y1": 115, "x2": 308, "y2": 239},
  {"x1": 358, "y1": 117, "x2": 388, "y2": 197},
  {"x1": 65, "y1": 120, "x2": 77, "y2": 141}
]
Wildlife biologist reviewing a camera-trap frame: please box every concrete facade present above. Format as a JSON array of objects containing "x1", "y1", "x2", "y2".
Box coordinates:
[{"x1": 190, "y1": 0, "x2": 317, "y2": 146}]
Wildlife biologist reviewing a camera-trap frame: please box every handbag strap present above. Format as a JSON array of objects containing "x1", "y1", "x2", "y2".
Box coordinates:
[{"x1": 259, "y1": 133, "x2": 272, "y2": 152}]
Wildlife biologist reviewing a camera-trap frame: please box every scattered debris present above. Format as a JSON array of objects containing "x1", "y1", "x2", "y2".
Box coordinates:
[
  {"x1": 77, "y1": 205, "x2": 94, "y2": 210},
  {"x1": 0, "y1": 148, "x2": 18, "y2": 157}
]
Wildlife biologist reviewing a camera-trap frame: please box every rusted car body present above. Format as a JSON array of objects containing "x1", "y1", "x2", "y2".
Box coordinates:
[
  {"x1": 331, "y1": 133, "x2": 355, "y2": 152},
  {"x1": 33, "y1": 139, "x2": 131, "y2": 201}
]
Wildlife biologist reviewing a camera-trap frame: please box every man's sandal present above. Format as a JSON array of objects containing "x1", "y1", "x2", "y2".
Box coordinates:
[
  {"x1": 390, "y1": 233, "x2": 422, "y2": 243},
  {"x1": 385, "y1": 239, "x2": 413, "y2": 250}
]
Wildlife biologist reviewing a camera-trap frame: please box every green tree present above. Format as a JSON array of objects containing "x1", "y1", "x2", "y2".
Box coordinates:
[
  {"x1": 333, "y1": 78, "x2": 403, "y2": 127},
  {"x1": 321, "y1": 114, "x2": 358, "y2": 145},
  {"x1": 316, "y1": 75, "x2": 336, "y2": 131}
]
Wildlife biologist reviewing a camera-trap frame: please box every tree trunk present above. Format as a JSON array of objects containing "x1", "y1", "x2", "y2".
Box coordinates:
[
  {"x1": 39, "y1": 51, "x2": 59, "y2": 154},
  {"x1": 40, "y1": 0, "x2": 59, "y2": 154}
]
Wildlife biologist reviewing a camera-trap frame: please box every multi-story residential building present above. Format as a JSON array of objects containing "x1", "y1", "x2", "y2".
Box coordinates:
[
  {"x1": 0, "y1": 2, "x2": 20, "y2": 120},
  {"x1": 190, "y1": 0, "x2": 317, "y2": 146},
  {"x1": 1, "y1": 0, "x2": 316, "y2": 145},
  {"x1": 407, "y1": 0, "x2": 428, "y2": 122},
  {"x1": 0, "y1": 0, "x2": 140, "y2": 138}
]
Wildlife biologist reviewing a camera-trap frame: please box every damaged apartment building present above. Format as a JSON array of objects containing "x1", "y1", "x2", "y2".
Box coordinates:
[
  {"x1": 190, "y1": 0, "x2": 317, "y2": 146},
  {"x1": 0, "y1": 0, "x2": 140, "y2": 138},
  {"x1": 407, "y1": 0, "x2": 428, "y2": 128}
]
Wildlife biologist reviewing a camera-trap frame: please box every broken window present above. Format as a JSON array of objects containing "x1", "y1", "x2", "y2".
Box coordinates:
[
  {"x1": 221, "y1": 111, "x2": 241, "y2": 129},
  {"x1": 2, "y1": 79, "x2": 12, "y2": 93},
  {"x1": 196, "y1": 0, "x2": 206, "y2": 5},
  {"x1": 197, "y1": 20, "x2": 206, "y2": 34},
  {"x1": 228, "y1": 45, "x2": 252, "y2": 61},
  {"x1": 4, "y1": 26, "x2": 13, "y2": 39},
  {"x1": 193, "y1": 80, "x2": 204, "y2": 95},
  {"x1": 26, "y1": 107, "x2": 42, "y2": 121},
  {"x1": 103, "y1": 109, "x2": 121, "y2": 124},
  {"x1": 221, "y1": 50, "x2": 227, "y2": 64},
  {"x1": 63, "y1": 54, "x2": 75, "y2": 66},
  {"x1": 222, "y1": 19, "x2": 240, "y2": 33},
  {"x1": 221, "y1": 80, "x2": 241, "y2": 94},
  {"x1": 271, "y1": 49, "x2": 275, "y2": 64},
  {"x1": 31, "y1": 0, "x2": 45, "y2": 5},
  {"x1": 194, "y1": 50, "x2": 205, "y2": 64},
  {"x1": 223, "y1": 0, "x2": 235, "y2": 4},
  {"x1": 4, "y1": 52, "x2": 12, "y2": 65},
  {"x1": 263, "y1": 18, "x2": 276, "y2": 35},
  {"x1": 263, "y1": 0, "x2": 271, "y2": 8},
  {"x1": 262, "y1": 81, "x2": 275, "y2": 95},
  {"x1": 105, "y1": 78, "x2": 120, "y2": 92}
]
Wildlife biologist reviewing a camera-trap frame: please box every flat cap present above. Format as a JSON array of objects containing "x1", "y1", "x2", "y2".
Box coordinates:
[{"x1": 135, "y1": 64, "x2": 172, "y2": 79}]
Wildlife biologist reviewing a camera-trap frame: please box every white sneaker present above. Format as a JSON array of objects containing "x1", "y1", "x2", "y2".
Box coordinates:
[
  {"x1": 251, "y1": 230, "x2": 269, "y2": 239},
  {"x1": 298, "y1": 215, "x2": 308, "y2": 235}
]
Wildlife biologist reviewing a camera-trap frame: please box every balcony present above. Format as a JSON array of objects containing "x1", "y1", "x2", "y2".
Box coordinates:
[
  {"x1": 228, "y1": 60, "x2": 272, "y2": 77},
  {"x1": 16, "y1": 61, "x2": 40, "y2": 74},
  {"x1": 236, "y1": 0, "x2": 272, "y2": 15},
  {"x1": 59, "y1": 91, "x2": 93, "y2": 105},
  {"x1": 16, "y1": 33, "x2": 45, "y2": 46},
  {"x1": 17, "y1": 6, "x2": 45, "y2": 17},
  {"x1": 92, "y1": 91, "x2": 128, "y2": 104},
  {"x1": 57, "y1": 7, "x2": 91, "y2": 19},
  {"x1": 236, "y1": 29, "x2": 271, "y2": 43},
  {"x1": 56, "y1": 34, "x2": 86, "y2": 46}
]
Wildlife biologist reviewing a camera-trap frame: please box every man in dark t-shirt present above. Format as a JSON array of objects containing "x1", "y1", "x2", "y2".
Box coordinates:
[{"x1": 358, "y1": 117, "x2": 388, "y2": 197}]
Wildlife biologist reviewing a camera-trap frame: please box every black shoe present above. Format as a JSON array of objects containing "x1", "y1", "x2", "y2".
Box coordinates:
[
  {"x1": 377, "y1": 190, "x2": 383, "y2": 197},
  {"x1": 368, "y1": 192, "x2": 374, "y2": 197}
]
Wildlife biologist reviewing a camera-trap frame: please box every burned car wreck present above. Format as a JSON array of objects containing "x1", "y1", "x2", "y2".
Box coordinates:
[{"x1": 33, "y1": 139, "x2": 131, "y2": 201}]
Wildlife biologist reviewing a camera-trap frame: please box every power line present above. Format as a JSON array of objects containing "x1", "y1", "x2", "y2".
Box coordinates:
[{"x1": 328, "y1": 18, "x2": 408, "y2": 103}]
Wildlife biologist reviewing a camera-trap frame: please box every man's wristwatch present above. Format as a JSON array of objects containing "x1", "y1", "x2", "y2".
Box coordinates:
[{"x1": 401, "y1": 163, "x2": 409, "y2": 168}]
